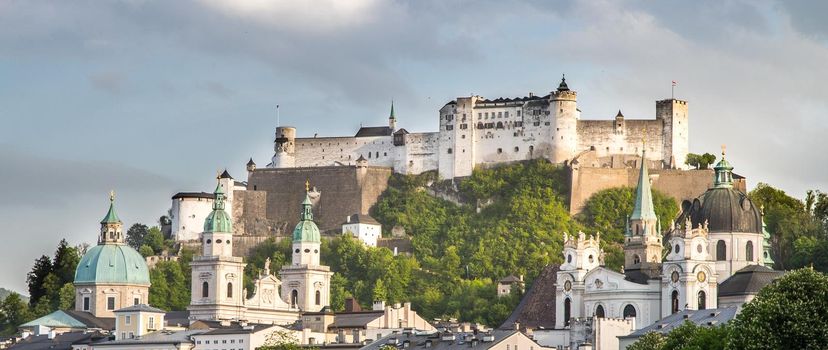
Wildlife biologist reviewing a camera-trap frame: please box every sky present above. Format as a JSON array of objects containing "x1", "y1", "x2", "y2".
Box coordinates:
[{"x1": 1, "y1": 0, "x2": 827, "y2": 293}]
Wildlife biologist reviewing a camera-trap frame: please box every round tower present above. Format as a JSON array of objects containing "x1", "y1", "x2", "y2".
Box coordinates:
[
  {"x1": 550, "y1": 75, "x2": 580, "y2": 163},
  {"x1": 271, "y1": 126, "x2": 296, "y2": 168}
]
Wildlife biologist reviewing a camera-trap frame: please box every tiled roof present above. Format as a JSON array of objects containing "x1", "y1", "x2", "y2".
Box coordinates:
[
  {"x1": 499, "y1": 264, "x2": 558, "y2": 330},
  {"x1": 114, "y1": 304, "x2": 166, "y2": 314},
  {"x1": 621, "y1": 307, "x2": 740, "y2": 339},
  {"x1": 355, "y1": 126, "x2": 393, "y2": 137},
  {"x1": 330, "y1": 311, "x2": 384, "y2": 329},
  {"x1": 93, "y1": 329, "x2": 208, "y2": 347},
  {"x1": 199, "y1": 323, "x2": 280, "y2": 335},
  {"x1": 171, "y1": 192, "x2": 214, "y2": 200},
  {"x1": 718, "y1": 265, "x2": 784, "y2": 297},
  {"x1": 8, "y1": 331, "x2": 107, "y2": 350},
  {"x1": 346, "y1": 214, "x2": 381, "y2": 225},
  {"x1": 362, "y1": 330, "x2": 520, "y2": 350}
]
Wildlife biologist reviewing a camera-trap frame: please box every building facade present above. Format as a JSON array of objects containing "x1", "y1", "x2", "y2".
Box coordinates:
[{"x1": 267, "y1": 77, "x2": 689, "y2": 179}]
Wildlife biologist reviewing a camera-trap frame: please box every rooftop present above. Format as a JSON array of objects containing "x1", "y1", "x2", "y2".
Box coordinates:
[
  {"x1": 621, "y1": 307, "x2": 740, "y2": 339},
  {"x1": 718, "y1": 264, "x2": 784, "y2": 297},
  {"x1": 113, "y1": 304, "x2": 166, "y2": 314},
  {"x1": 499, "y1": 264, "x2": 558, "y2": 330},
  {"x1": 362, "y1": 330, "x2": 522, "y2": 350},
  {"x1": 355, "y1": 126, "x2": 393, "y2": 137}
]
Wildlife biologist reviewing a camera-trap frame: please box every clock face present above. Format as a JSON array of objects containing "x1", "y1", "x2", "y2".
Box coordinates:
[
  {"x1": 564, "y1": 280, "x2": 572, "y2": 291},
  {"x1": 697, "y1": 271, "x2": 707, "y2": 283},
  {"x1": 671, "y1": 271, "x2": 679, "y2": 283}
]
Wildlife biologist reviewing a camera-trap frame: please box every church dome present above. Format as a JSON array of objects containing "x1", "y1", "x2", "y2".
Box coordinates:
[
  {"x1": 74, "y1": 244, "x2": 150, "y2": 285},
  {"x1": 680, "y1": 151, "x2": 761, "y2": 233},
  {"x1": 293, "y1": 193, "x2": 321, "y2": 243},
  {"x1": 203, "y1": 180, "x2": 232, "y2": 233}
]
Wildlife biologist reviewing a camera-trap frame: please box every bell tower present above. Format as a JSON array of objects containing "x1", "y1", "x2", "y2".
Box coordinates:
[{"x1": 624, "y1": 149, "x2": 663, "y2": 278}]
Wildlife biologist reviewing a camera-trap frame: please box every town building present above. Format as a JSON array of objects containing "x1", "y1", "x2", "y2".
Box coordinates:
[
  {"x1": 360, "y1": 329, "x2": 550, "y2": 350},
  {"x1": 342, "y1": 214, "x2": 382, "y2": 247},
  {"x1": 191, "y1": 322, "x2": 288, "y2": 350},
  {"x1": 112, "y1": 304, "x2": 166, "y2": 340},
  {"x1": 301, "y1": 300, "x2": 435, "y2": 345}
]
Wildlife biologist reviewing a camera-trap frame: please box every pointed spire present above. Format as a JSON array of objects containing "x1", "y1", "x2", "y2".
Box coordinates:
[
  {"x1": 616, "y1": 110, "x2": 624, "y2": 119},
  {"x1": 213, "y1": 174, "x2": 226, "y2": 211},
  {"x1": 713, "y1": 144, "x2": 734, "y2": 188},
  {"x1": 100, "y1": 190, "x2": 121, "y2": 224},
  {"x1": 389, "y1": 100, "x2": 396, "y2": 120},
  {"x1": 557, "y1": 74, "x2": 570, "y2": 92},
  {"x1": 631, "y1": 149, "x2": 657, "y2": 221}
]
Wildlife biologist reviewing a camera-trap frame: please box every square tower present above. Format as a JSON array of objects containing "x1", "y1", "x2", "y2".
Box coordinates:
[{"x1": 656, "y1": 99, "x2": 689, "y2": 169}]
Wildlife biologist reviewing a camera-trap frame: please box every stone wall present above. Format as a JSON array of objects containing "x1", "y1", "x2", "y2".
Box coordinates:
[
  {"x1": 569, "y1": 165, "x2": 747, "y2": 215},
  {"x1": 246, "y1": 165, "x2": 392, "y2": 235}
]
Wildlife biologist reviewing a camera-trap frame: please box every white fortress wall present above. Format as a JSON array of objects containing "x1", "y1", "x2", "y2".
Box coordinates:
[
  {"x1": 393, "y1": 132, "x2": 439, "y2": 175},
  {"x1": 577, "y1": 119, "x2": 666, "y2": 160},
  {"x1": 293, "y1": 136, "x2": 396, "y2": 168}
]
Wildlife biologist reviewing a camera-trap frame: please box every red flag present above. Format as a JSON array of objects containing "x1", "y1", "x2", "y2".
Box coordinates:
[{"x1": 672, "y1": 80, "x2": 677, "y2": 86}]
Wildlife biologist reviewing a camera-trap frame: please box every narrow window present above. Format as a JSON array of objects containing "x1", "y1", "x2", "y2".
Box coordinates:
[
  {"x1": 133, "y1": 297, "x2": 139, "y2": 306},
  {"x1": 315, "y1": 290, "x2": 321, "y2": 305},
  {"x1": 746, "y1": 241, "x2": 754, "y2": 261},
  {"x1": 83, "y1": 297, "x2": 90, "y2": 311},
  {"x1": 564, "y1": 298, "x2": 571, "y2": 327},
  {"x1": 107, "y1": 296, "x2": 116, "y2": 310},
  {"x1": 595, "y1": 305, "x2": 605, "y2": 318},
  {"x1": 227, "y1": 282, "x2": 233, "y2": 298},
  {"x1": 291, "y1": 290, "x2": 299, "y2": 308},
  {"x1": 623, "y1": 304, "x2": 637, "y2": 319},
  {"x1": 671, "y1": 291, "x2": 679, "y2": 314},
  {"x1": 202, "y1": 281, "x2": 209, "y2": 298},
  {"x1": 716, "y1": 240, "x2": 726, "y2": 261},
  {"x1": 698, "y1": 291, "x2": 706, "y2": 310}
]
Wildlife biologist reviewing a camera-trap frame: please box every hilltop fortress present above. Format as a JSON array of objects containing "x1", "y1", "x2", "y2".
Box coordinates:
[
  {"x1": 171, "y1": 77, "x2": 725, "y2": 243},
  {"x1": 269, "y1": 76, "x2": 689, "y2": 179}
]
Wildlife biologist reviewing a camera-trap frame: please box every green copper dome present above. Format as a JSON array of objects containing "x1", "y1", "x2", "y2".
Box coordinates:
[
  {"x1": 74, "y1": 244, "x2": 150, "y2": 285},
  {"x1": 292, "y1": 193, "x2": 320, "y2": 243},
  {"x1": 204, "y1": 181, "x2": 233, "y2": 233}
]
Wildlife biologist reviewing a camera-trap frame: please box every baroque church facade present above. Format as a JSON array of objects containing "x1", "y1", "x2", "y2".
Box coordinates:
[
  {"x1": 187, "y1": 178, "x2": 331, "y2": 324},
  {"x1": 267, "y1": 77, "x2": 689, "y2": 179},
  {"x1": 555, "y1": 148, "x2": 774, "y2": 329}
]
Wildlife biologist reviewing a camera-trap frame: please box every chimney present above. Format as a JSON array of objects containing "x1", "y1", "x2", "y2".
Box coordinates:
[
  {"x1": 346, "y1": 215, "x2": 351, "y2": 224},
  {"x1": 513, "y1": 321, "x2": 520, "y2": 331},
  {"x1": 345, "y1": 298, "x2": 362, "y2": 312},
  {"x1": 373, "y1": 300, "x2": 385, "y2": 311},
  {"x1": 529, "y1": 92, "x2": 534, "y2": 98}
]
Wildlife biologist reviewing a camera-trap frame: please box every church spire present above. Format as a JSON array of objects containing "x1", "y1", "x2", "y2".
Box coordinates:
[
  {"x1": 388, "y1": 100, "x2": 397, "y2": 130},
  {"x1": 203, "y1": 175, "x2": 232, "y2": 233},
  {"x1": 631, "y1": 149, "x2": 657, "y2": 222},
  {"x1": 300, "y1": 180, "x2": 313, "y2": 222},
  {"x1": 713, "y1": 145, "x2": 734, "y2": 188},
  {"x1": 101, "y1": 190, "x2": 121, "y2": 224}
]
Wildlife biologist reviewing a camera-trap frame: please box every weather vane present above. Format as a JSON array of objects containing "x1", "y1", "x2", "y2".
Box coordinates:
[
  {"x1": 305, "y1": 179, "x2": 310, "y2": 192},
  {"x1": 109, "y1": 190, "x2": 115, "y2": 202}
]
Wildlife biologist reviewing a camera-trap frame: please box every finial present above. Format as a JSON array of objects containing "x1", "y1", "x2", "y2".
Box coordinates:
[
  {"x1": 109, "y1": 190, "x2": 115, "y2": 202},
  {"x1": 721, "y1": 144, "x2": 726, "y2": 157},
  {"x1": 216, "y1": 169, "x2": 221, "y2": 180},
  {"x1": 305, "y1": 179, "x2": 310, "y2": 192},
  {"x1": 760, "y1": 204, "x2": 765, "y2": 216}
]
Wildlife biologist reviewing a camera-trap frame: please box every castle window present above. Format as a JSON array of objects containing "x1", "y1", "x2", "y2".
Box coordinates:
[
  {"x1": 671, "y1": 291, "x2": 679, "y2": 313},
  {"x1": 478, "y1": 113, "x2": 482, "y2": 119},
  {"x1": 497, "y1": 148, "x2": 502, "y2": 154},
  {"x1": 595, "y1": 305, "x2": 605, "y2": 318},
  {"x1": 564, "y1": 298, "x2": 571, "y2": 327},
  {"x1": 514, "y1": 147, "x2": 519, "y2": 152},
  {"x1": 107, "y1": 296, "x2": 116, "y2": 310},
  {"x1": 623, "y1": 304, "x2": 637, "y2": 319},
  {"x1": 505, "y1": 111, "x2": 509, "y2": 118},
  {"x1": 716, "y1": 240, "x2": 726, "y2": 261},
  {"x1": 698, "y1": 291, "x2": 706, "y2": 310},
  {"x1": 746, "y1": 241, "x2": 754, "y2": 261},
  {"x1": 447, "y1": 148, "x2": 453, "y2": 154},
  {"x1": 315, "y1": 290, "x2": 321, "y2": 305},
  {"x1": 202, "y1": 282, "x2": 209, "y2": 298},
  {"x1": 498, "y1": 112, "x2": 502, "y2": 118},
  {"x1": 517, "y1": 110, "x2": 521, "y2": 116},
  {"x1": 384, "y1": 152, "x2": 387, "y2": 156},
  {"x1": 227, "y1": 283, "x2": 233, "y2": 298}
]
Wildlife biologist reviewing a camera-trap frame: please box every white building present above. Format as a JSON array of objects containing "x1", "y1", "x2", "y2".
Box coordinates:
[
  {"x1": 171, "y1": 170, "x2": 245, "y2": 241},
  {"x1": 267, "y1": 77, "x2": 689, "y2": 179},
  {"x1": 342, "y1": 214, "x2": 382, "y2": 247},
  {"x1": 192, "y1": 323, "x2": 290, "y2": 350}
]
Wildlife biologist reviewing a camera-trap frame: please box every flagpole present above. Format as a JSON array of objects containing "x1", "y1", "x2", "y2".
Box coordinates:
[{"x1": 277, "y1": 105, "x2": 280, "y2": 126}]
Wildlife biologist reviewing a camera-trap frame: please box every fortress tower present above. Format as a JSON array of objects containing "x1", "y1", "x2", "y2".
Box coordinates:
[
  {"x1": 656, "y1": 99, "x2": 689, "y2": 169},
  {"x1": 271, "y1": 126, "x2": 296, "y2": 168},
  {"x1": 550, "y1": 75, "x2": 580, "y2": 163}
]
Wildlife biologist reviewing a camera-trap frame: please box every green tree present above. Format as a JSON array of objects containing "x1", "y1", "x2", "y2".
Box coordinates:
[
  {"x1": 126, "y1": 223, "x2": 150, "y2": 250},
  {"x1": 52, "y1": 239, "x2": 80, "y2": 285},
  {"x1": 628, "y1": 332, "x2": 665, "y2": 350},
  {"x1": 372, "y1": 279, "x2": 387, "y2": 302},
  {"x1": 727, "y1": 268, "x2": 828, "y2": 349},
  {"x1": 26, "y1": 255, "x2": 53, "y2": 307},
  {"x1": 57, "y1": 283, "x2": 75, "y2": 310},
  {"x1": 144, "y1": 227, "x2": 165, "y2": 254},
  {"x1": 0, "y1": 293, "x2": 31, "y2": 336},
  {"x1": 329, "y1": 274, "x2": 350, "y2": 312},
  {"x1": 684, "y1": 153, "x2": 716, "y2": 169},
  {"x1": 139, "y1": 245, "x2": 154, "y2": 258},
  {"x1": 148, "y1": 261, "x2": 189, "y2": 311}
]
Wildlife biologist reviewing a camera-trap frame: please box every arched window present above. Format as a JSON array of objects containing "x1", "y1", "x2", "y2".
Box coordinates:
[
  {"x1": 633, "y1": 255, "x2": 641, "y2": 264},
  {"x1": 671, "y1": 291, "x2": 679, "y2": 314},
  {"x1": 623, "y1": 304, "x2": 636, "y2": 319},
  {"x1": 563, "y1": 298, "x2": 571, "y2": 327},
  {"x1": 202, "y1": 282, "x2": 209, "y2": 298},
  {"x1": 698, "y1": 291, "x2": 706, "y2": 310},
  {"x1": 227, "y1": 283, "x2": 233, "y2": 298},
  {"x1": 716, "y1": 240, "x2": 726, "y2": 261},
  {"x1": 291, "y1": 290, "x2": 298, "y2": 308},
  {"x1": 595, "y1": 305, "x2": 605, "y2": 318},
  {"x1": 315, "y1": 290, "x2": 321, "y2": 305},
  {"x1": 746, "y1": 241, "x2": 754, "y2": 261}
]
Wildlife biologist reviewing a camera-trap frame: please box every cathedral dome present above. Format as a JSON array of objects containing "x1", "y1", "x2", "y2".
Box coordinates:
[
  {"x1": 74, "y1": 244, "x2": 150, "y2": 285},
  {"x1": 680, "y1": 152, "x2": 761, "y2": 233}
]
